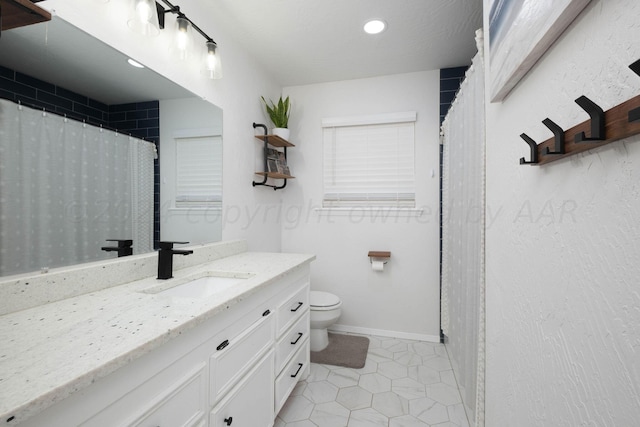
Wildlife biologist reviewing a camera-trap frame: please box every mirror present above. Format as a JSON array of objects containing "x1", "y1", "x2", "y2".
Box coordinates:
[{"x1": 0, "y1": 17, "x2": 223, "y2": 277}]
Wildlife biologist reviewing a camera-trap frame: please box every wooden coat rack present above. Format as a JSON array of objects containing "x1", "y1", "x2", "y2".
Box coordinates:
[{"x1": 519, "y1": 59, "x2": 640, "y2": 165}]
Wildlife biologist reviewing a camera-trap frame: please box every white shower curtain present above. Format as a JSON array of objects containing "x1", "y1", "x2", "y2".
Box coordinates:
[
  {"x1": 0, "y1": 99, "x2": 156, "y2": 276},
  {"x1": 441, "y1": 33, "x2": 486, "y2": 427}
]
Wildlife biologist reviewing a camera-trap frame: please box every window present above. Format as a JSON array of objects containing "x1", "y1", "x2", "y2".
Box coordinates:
[
  {"x1": 322, "y1": 112, "x2": 416, "y2": 208},
  {"x1": 175, "y1": 135, "x2": 222, "y2": 208}
]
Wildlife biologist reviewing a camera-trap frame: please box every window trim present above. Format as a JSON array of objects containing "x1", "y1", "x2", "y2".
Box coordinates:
[{"x1": 321, "y1": 111, "x2": 417, "y2": 128}]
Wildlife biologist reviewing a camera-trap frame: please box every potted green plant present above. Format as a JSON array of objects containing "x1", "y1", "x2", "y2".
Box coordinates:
[{"x1": 261, "y1": 95, "x2": 291, "y2": 141}]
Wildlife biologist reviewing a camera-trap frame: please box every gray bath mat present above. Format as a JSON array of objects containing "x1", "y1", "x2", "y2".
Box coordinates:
[{"x1": 310, "y1": 333, "x2": 370, "y2": 369}]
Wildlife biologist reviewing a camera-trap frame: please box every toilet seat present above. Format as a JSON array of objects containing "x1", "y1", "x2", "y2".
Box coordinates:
[{"x1": 310, "y1": 291, "x2": 341, "y2": 311}]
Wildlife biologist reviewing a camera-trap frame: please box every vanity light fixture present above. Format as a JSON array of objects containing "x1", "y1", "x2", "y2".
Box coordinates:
[
  {"x1": 127, "y1": 0, "x2": 222, "y2": 79},
  {"x1": 174, "y1": 16, "x2": 193, "y2": 60},
  {"x1": 363, "y1": 19, "x2": 386, "y2": 35},
  {"x1": 204, "y1": 40, "x2": 223, "y2": 80},
  {"x1": 127, "y1": 0, "x2": 161, "y2": 36}
]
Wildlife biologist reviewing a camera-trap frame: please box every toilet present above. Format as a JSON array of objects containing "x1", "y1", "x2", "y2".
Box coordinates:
[{"x1": 309, "y1": 291, "x2": 342, "y2": 352}]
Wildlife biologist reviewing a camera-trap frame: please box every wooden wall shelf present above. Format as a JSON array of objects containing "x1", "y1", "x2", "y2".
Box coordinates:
[
  {"x1": 255, "y1": 134, "x2": 295, "y2": 148},
  {"x1": 254, "y1": 171, "x2": 295, "y2": 180},
  {"x1": 523, "y1": 93, "x2": 640, "y2": 166},
  {"x1": 252, "y1": 123, "x2": 294, "y2": 190},
  {"x1": 1, "y1": 0, "x2": 51, "y2": 31}
]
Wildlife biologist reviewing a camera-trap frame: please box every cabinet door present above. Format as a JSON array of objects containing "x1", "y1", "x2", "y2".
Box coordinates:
[
  {"x1": 210, "y1": 312, "x2": 273, "y2": 403},
  {"x1": 210, "y1": 351, "x2": 274, "y2": 427},
  {"x1": 121, "y1": 362, "x2": 207, "y2": 427}
]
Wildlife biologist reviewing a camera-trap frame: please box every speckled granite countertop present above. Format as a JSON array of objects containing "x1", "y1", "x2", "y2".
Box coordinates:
[{"x1": 0, "y1": 249, "x2": 314, "y2": 425}]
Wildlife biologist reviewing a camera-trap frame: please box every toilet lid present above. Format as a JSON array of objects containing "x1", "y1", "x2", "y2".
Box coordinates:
[{"x1": 310, "y1": 291, "x2": 340, "y2": 307}]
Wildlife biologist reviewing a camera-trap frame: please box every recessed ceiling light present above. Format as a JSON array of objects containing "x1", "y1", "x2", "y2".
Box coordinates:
[
  {"x1": 364, "y1": 19, "x2": 386, "y2": 35},
  {"x1": 127, "y1": 58, "x2": 145, "y2": 68}
]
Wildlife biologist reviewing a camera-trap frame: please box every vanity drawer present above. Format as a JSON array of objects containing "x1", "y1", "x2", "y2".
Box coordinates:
[
  {"x1": 275, "y1": 338, "x2": 309, "y2": 414},
  {"x1": 210, "y1": 313, "x2": 274, "y2": 403},
  {"x1": 275, "y1": 310, "x2": 310, "y2": 373},
  {"x1": 276, "y1": 282, "x2": 309, "y2": 337},
  {"x1": 127, "y1": 363, "x2": 207, "y2": 427},
  {"x1": 82, "y1": 360, "x2": 208, "y2": 427}
]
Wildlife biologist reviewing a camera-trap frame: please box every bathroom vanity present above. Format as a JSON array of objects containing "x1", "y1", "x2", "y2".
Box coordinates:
[{"x1": 0, "y1": 241, "x2": 314, "y2": 426}]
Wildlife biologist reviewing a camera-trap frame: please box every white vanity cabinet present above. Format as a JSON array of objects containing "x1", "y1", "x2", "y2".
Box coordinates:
[
  {"x1": 14, "y1": 263, "x2": 311, "y2": 427},
  {"x1": 210, "y1": 350, "x2": 274, "y2": 427},
  {"x1": 209, "y1": 311, "x2": 274, "y2": 403}
]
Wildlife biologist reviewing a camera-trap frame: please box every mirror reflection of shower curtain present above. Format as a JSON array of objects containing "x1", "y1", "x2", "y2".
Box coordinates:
[
  {"x1": 441, "y1": 46, "x2": 486, "y2": 426},
  {"x1": 0, "y1": 99, "x2": 156, "y2": 276}
]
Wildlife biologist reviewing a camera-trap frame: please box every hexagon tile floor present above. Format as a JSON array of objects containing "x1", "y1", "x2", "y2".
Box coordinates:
[{"x1": 275, "y1": 334, "x2": 470, "y2": 427}]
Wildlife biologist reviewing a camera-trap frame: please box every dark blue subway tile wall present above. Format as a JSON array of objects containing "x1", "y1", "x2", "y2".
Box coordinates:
[
  {"x1": 0, "y1": 66, "x2": 110, "y2": 125},
  {"x1": 108, "y1": 101, "x2": 161, "y2": 248},
  {"x1": 108, "y1": 101, "x2": 159, "y2": 140},
  {"x1": 439, "y1": 66, "x2": 468, "y2": 125},
  {"x1": 0, "y1": 65, "x2": 161, "y2": 249},
  {"x1": 439, "y1": 65, "x2": 468, "y2": 343}
]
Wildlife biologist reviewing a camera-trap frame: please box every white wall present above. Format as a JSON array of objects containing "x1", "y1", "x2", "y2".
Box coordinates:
[
  {"x1": 281, "y1": 71, "x2": 442, "y2": 341},
  {"x1": 484, "y1": 0, "x2": 640, "y2": 425},
  {"x1": 42, "y1": 0, "x2": 283, "y2": 252}
]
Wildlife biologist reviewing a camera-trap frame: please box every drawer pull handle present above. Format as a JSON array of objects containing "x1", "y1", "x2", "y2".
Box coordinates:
[
  {"x1": 290, "y1": 302, "x2": 303, "y2": 312},
  {"x1": 217, "y1": 339, "x2": 229, "y2": 351},
  {"x1": 291, "y1": 363, "x2": 304, "y2": 378},
  {"x1": 291, "y1": 332, "x2": 303, "y2": 345},
  {"x1": 262, "y1": 309, "x2": 271, "y2": 317},
  {"x1": 224, "y1": 416, "x2": 233, "y2": 425}
]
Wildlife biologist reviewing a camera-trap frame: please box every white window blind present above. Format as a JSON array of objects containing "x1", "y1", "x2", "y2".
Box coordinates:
[
  {"x1": 322, "y1": 113, "x2": 416, "y2": 208},
  {"x1": 175, "y1": 135, "x2": 222, "y2": 208}
]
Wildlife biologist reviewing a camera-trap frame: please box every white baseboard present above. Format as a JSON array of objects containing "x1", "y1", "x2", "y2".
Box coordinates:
[{"x1": 329, "y1": 324, "x2": 440, "y2": 343}]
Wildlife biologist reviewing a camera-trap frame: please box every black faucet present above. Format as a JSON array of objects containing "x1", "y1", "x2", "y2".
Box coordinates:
[
  {"x1": 157, "y1": 241, "x2": 193, "y2": 280},
  {"x1": 101, "y1": 239, "x2": 133, "y2": 257}
]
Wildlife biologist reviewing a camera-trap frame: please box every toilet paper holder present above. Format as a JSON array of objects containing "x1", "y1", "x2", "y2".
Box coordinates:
[{"x1": 368, "y1": 251, "x2": 391, "y2": 264}]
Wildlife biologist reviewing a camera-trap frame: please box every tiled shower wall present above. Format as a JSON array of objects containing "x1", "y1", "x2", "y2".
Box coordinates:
[
  {"x1": 440, "y1": 66, "x2": 468, "y2": 125},
  {"x1": 438, "y1": 65, "x2": 468, "y2": 342},
  {"x1": 0, "y1": 65, "x2": 161, "y2": 247}
]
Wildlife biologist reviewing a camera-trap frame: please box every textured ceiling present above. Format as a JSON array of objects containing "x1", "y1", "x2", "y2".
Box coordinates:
[{"x1": 212, "y1": 0, "x2": 483, "y2": 86}]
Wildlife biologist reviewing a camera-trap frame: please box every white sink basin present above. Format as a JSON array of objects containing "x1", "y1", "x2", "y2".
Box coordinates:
[{"x1": 143, "y1": 272, "x2": 253, "y2": 299}]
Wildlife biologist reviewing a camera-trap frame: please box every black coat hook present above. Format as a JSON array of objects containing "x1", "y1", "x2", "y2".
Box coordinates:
[
  {"x1": 519, "y1": 133, "x2": 539, "y2": 165},
  {"x1": 542, "y1": 118, "x2": 565, "y2": 154},
  {"x1": 629, "y1": 59, "x2": 640, "y2": 77},
  {"x1": 574, "y1": 95, "x2": 605, "y2": 142}
]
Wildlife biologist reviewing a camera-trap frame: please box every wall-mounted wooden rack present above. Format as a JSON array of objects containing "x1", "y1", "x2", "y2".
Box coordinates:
[
  {"x1": 1, "y1": 0, "x2": 51, "y2": 31},
  {"x1": 255, "y1": 134, "x2": 294, "y2": 148},
  {"x1": 254, "y1": 171, "x2": 294, "y2": 180},
  {"x1": 519, "y1": 59, "x2": 640, "y2": 166},
  {"x1": 252, "y1": 123, "x2": 295, "y2": 190},
  {"x1": 529, "y1": 95, "x2": 640, "y2": 165}
]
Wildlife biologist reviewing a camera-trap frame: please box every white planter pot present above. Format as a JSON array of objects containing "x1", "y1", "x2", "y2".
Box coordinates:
[{"x1": 272, "y1": 127, "x2": 290, "y2": 141}]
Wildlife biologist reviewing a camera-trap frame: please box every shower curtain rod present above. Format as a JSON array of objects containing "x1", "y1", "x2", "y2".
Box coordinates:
[{"x1": 7, "y1": 98, "x2": 154, "y2": 143}]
